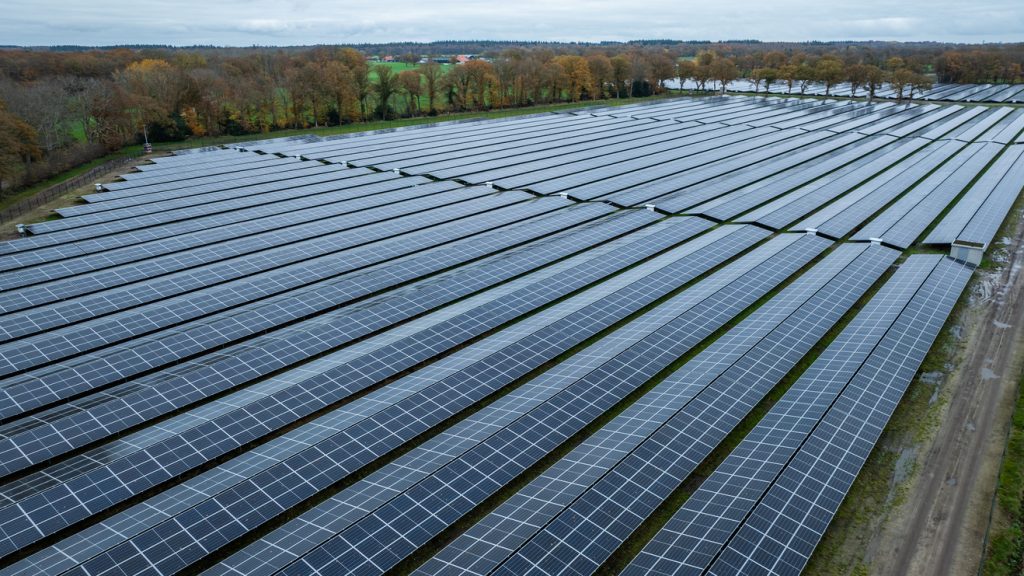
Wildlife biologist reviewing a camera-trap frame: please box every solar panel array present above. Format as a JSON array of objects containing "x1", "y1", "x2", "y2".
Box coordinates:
[
  {"x1": 0, "y1": 93, "x2": 1018, "y2": 576},
  {"x1": 675, "y1": 78, "x2": 1024, "y2": 104}
]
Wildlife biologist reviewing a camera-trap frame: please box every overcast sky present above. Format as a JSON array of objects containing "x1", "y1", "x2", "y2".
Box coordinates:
[{"x1": 3, "y1": 0, "x2": 1022, "y2": 46}]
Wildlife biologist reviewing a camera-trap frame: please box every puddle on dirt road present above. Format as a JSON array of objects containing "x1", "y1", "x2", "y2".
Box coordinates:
[
  {"x1": 921, "y1": 365, "x2": 953, "y2": 404},
  {"x1": 888, "y1": 446, "x2": 918, "y2": 505}
]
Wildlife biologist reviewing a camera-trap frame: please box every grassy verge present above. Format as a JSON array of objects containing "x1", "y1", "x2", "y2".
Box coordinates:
[
  {"x1": 0, "y1": 152, "x2": 138, "y2": 214},
  {"x1": 983, "y1": 371, "x2": 1024, "y2": 576}
]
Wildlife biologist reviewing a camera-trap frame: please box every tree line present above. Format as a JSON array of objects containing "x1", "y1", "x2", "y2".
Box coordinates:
[
  {"x1": 0, "y1": 41, "x2": 1021, "y2": 194},
  {"x1": 0, "y1": 46, "x2": 681, "y2": 193},
  {"x1": 681, "y1": 51, "x2": 939, "y2": 101}
]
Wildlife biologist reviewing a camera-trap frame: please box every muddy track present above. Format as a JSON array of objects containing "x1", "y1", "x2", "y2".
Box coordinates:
[{"x1": 876, "y1": 212, "x2": 1024, "y2": 576}]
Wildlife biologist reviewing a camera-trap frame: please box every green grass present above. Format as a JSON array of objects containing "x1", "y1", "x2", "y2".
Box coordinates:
[
  {"x1": 68, "y1": 120, "x2": 87, "y2": 141},
  {"x1": 983, "y1": 371, "x2": 1024, "y2": 576},
  {"x1": 367, "y1": 61, "x2": 452, "y2": 77}
]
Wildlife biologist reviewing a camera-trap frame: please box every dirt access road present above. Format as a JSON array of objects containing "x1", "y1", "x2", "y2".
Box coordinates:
[{"x1": 870, "y1": 209, "x2": 1024, "y2": 576}]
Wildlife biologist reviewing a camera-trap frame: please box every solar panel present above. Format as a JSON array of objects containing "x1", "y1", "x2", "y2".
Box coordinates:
[
  {"x1": 638, "y1": 132, "x2": 876, "y2": 213},
  {"x1": 0, "y1": 192, "x2": 546, "y2": 367},
  {"x1": 953, "y1": 145, "x2": 1024, "y2": 246},
  {"x1": 97, "y1": 155, "x2": 301, "y2": 191},
  {"x1": 925, "y1": 144, "x2": 1024, "y2": 245},
  {"x1": 0, "y1": 184, "x2": 495, "y2": 313},
  {"x1": 397, "y1": 119, "x2": 679, "y2": 178},
  {"x1": 0, "y1": 203, "x2": 619, "y2": 471},
  {"x1": 0, "y1": 180, "x2": 461, "y2": 291},
  {"x1": 20, "y1": 224, "x2": 766, "y2": 575},
  {"x1": 622, "y1": 255, "x2": 944, "y2": 576},
  {"x1": 14, "y1": 169, "x2": 396, "y2": 247},
  {"x1": 235, "y1": 235, "x2": 828, "y2": 576},
  {"x1": 948, "y1": 107, "x2": 1014, "y2": 143},
  {"x1": 31, "y1": 167, "x2": 385, "y2": 235},
  {"x1": 347, "y1": 116, "x2": 643, "y2": 171},
  {"x1": 271, "y1": 114, "x2": 585, "y2": 160},
  {"x1": 883, "y1": 105, "x2": 965, "y2": 138},
  {"x1": 65, "y1": 160, "x2": 339, "y2": 214},
  {"x1": 0, "y1": 95, "x2": 1006, "y2": 576},
  {"x1": 852, "y1": 142, "x2": 1003, "y2": 248},
  {"x1": 917, "y1": 106, "x2": 989, "y2": 140},
  {"x1": 691, "y1": 135, "x2": 902, "y2": 221},
  {"x1": 0, "y1": 176, "x2": 450, "y2": 273},
  {"x1": 0, "y1": 211, "x2": 708, "y2": 565},
  {"x1": 99, "y1": 153, "x2": 293, "y2": 191},
  {"x1": 437, "y1": 122, "x2": 756, "y2": 186},
  {"x1": 740, "y1": 137, "x2": 933, "y2": 230},
  {"x1": 707, "y1": 257, "x2": 972, "y2": 576},
  {"x1": 418, "y1": 243, "x2": 897, "y2": 576},
  {"x1": 0, "y1": 214, "x2": 753, "y2": 553},
  {"x1": 557, "y1": 129, "x2": 807, "y2": 204},
  {"x1": 792, "y1": 139, "x2": 968, "y2": 239}
]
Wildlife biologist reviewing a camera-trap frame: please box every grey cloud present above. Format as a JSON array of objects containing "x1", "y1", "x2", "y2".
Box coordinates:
[{"x1": 1, "y1": 0, "x2": 1021, "y2": 46}]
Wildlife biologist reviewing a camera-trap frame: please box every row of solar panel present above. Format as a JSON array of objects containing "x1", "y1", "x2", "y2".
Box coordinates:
[
  {"x1": 0, "y1": 101, "x2": 1014, "y2": 405},
  {"x1": 67, "y1": 235, "x2": 951, "y2": 576},
  {"x1": 627, "y1": 254, "x2": 972, "y2": 576},
  {"x1": 0, "y1": 203, "x2": 650, "y2": 459},
  {"x1": 0, "y1": 238, "x2": 976, "y2": 576},
  {"x1": 0, "y1": 148, "x2": 967, "y2": 377},
  {"x1": 8, "y1": 97, "x2": 1015, "y2": 264},
  {"x1": 241, "y1": 99, "x2": 1021, "y2": 229},
  {"x1": 0, "y1": 98, "x2": 1015, "y2": 416},
  {"x1": 675, "y1": 78, "x2": 1024, "y2": 103},
  {"x1": 0, "y1": 214, "x2": 745, "y2": 565},
  {"x1": 0, "y1": 211, "x2": 729, "y2": 557},
  {"x1": 4, "y1": 230, "x2": 825, "y2": 576},
  {"x1": 0, "y1": 94, "x2": 1009, "y2": 576},
  {"x1": 0, "y1": 99, "x2": 966, "y2": 303},
  {"x1": 9, "y1": 99, "x2": 819, "y2": 241}
]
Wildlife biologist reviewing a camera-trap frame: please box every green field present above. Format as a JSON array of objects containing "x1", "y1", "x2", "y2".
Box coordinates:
[{"x1": 367, "y1": 61, "x2": 454, "y2": 78}]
